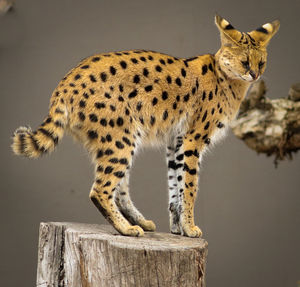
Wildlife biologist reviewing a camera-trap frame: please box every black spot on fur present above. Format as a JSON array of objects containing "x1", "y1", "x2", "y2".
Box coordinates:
[
  {"x1": 92, "y1": 57, "x2": 100, "y2": 62},
  {"x1": 114, "y1": 171, "x2": 125, "y2": 178},
  {"x1": 104, "y1": 92, "x2": 111, "y2": 99},
  {"x1": 204, "y1": 121, "x2": 210, "y2": 130},
  {"x1": 97, "y1": 165, "x2": 104, "y2": 172},
  {"x1": 189, "y1": 169, "x2": 197, "y2": 175},
  {"x1": 105, "y1": 149, "x2": 114, "y2": 155},
  {"x1": 100, "y1": 72, "x2": 107, "y2": 82},
  {"x1": 152, "y1": 97, "x2": 158, "y2": 106},
  {"x1": 89, "y1": 114, "x2": 98, "y2": 122},
  {"x1": 175, "y1": 77, "x2": 182, "y2": 87},
  {"x1": 110, "y1": 66, "x2": 116, "y2": 75},
  {"x1": 183, "y1": 94, "x2": 190, "y2": 102},
  {"x1": 202, "y1": 110, "x2": 207, "y2": 122},
  {"x1": 109, "y1": 119, "x2": 115, "y2": 127},
  {"x1": 104, "y1": 166, "x2": 114, "y2": 174},
  {"x1": 103, "y1": 181, "x2": 111, "y2": 187},
  {"x1": 204, "y1": 138, "x2": 211, "y2": 145},
  {"x1": 163, "y1": 110, "x2": 168, "y2": 120},
  {"x1": 95, "y1": 102, "x2": 105, "y2": 109},
  {"x1": 168, "y1": 160, "x2": 176, "y2": 170},
  {"x1": 150, "y1": 116, "x2": 156, "y2": 125},
  {"x1": 155, "y1": 65, "x2": 162, "y2": 72},
  {"x1": 119, "y1": 158, "x2": 128, "y2": 165},
  {"x1": 117, "y1": 117, "x2": 124, "y2": 126},
  {"x1": 89, "y1": 75, "x2": 97, "y2": 82},
  {"x1": 184, "y1": 150, "x2": 194, "y2": 157},
  {"x1": 145, "y1": 85, "x2": 153, "y2": 92},
  {"x1": 78, "y1": 112, "x2": 85, "y2": 121},
  {"x1": 162, "y1": 91, "x2": 168, "y2": 100},
  {"x1": 100, "y1": 118, "x2": 107, "y2": 126},
  {"x1": 115, "y1": 141, "x2": 125, "y2": 149},
  {"x1": 136, "y1": 102, "x2": 142, "y2": 111},
  {"x1": 120, "y1": 61, "x2": 127, "y2": 69},
  {"x1": 133, "y1": 75, "x2": 140, "y2": 84},
  {"x1": 79, "y1": 100, "x2": 86, "y2": 108},
  {"x1": 122, "y1": 136, "x2": 131, "y2": 146},
  {"x1": 128, "y1": 89, "x2": 138, "y2": 98},
  {"x1": 217, "y1": 122, "x2": 224, "y2": 128},
  {"x1": 97, "y1": 150, "x2": 104, "y2": 158},
  {"x1": 88, "y1": 130, "x2": 98, "y2": 139},
  {"x1": 194, "y1": 133, "x2": 201, "y2": 140},
  {"x1": 143, "y1": 68, "x2": 149, "y2": 77}
]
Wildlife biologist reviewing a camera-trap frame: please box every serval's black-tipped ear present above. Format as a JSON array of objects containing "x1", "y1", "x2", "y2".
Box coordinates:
[
  {"x1": 215, "y1": 14, "x2": 242, "y2": 46},
  {"x1": 248, "y1": 20, "x2": 280, "y2": 47}
]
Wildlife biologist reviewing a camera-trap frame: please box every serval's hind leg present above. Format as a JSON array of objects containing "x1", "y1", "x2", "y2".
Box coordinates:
[
  {"x1": 115, "y1": 171, "x2": 156, "y2": 231},
  {"x1": 89, "y1": 139, "x2": 144, "y2": 237}
]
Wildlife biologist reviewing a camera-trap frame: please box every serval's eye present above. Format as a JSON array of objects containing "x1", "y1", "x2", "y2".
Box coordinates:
[
  {"x1": 258, "y1": 61, "x2": 265, "y2": 69},
  {"x1": 241, "y1": 60, "x2": 250, "y2": 70}
]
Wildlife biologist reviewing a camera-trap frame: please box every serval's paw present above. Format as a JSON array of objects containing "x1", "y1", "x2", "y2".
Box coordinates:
[
  {"x1": 140, "y1": 219, "x2": 156, "y2": 232},
  {"x1": 122, "y1": 225, "x2": 144, "y2": 237},
  {"x1": 182, "y1": 225, "x2": 202, "y2": 238}
]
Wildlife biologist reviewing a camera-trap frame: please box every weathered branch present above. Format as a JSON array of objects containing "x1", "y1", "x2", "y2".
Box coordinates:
[{"x1": 231, "y1": 81, "x2": 300, "y2": 164}]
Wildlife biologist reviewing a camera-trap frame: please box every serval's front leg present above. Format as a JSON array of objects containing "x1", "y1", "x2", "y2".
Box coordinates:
[
  {"x1": 166, "y1": 135, "x2": 184, "y2": 234},
  {"x1": 176, "y1": 131, "x2": 207, "y2": 238}
]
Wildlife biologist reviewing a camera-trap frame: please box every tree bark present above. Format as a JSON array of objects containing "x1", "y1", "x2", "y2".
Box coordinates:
[
  {"x1": 231, "y1": 81, "x2": 300, "y2": 164},
  {"x1": 36, "y1": 222, "x2": 208, "y2": 287}
]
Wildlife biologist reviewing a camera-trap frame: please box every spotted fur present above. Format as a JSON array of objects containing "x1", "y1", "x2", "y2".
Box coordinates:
[{"x1": 12, "y1": 15, "x2": 279, "y2": 237}]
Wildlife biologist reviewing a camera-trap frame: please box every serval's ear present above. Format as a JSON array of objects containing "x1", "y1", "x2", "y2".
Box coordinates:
[
  {"x1": 215, "y1": 14, "x2": 242, "y2": 46},
  {"x1": 248, "y1": 20, "x2": 280, "y2": 47}
]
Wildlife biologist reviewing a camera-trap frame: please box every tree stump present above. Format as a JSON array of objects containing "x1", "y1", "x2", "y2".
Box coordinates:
[{"x1": 36, "y1": 222, "x2": 208, "y2": 287}]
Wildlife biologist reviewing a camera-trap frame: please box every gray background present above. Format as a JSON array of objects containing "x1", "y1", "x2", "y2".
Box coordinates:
[{"x1": 1, "y1": 0, "x2": 299, "y2": 286}]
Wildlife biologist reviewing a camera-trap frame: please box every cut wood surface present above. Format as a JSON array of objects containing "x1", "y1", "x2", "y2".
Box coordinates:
[
  {"x1": 36, "y1": 222, "x2": 208, "y2": 287},
  {"x1": 231, "y1": 80, "x2": 300, "y2": 164}
]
